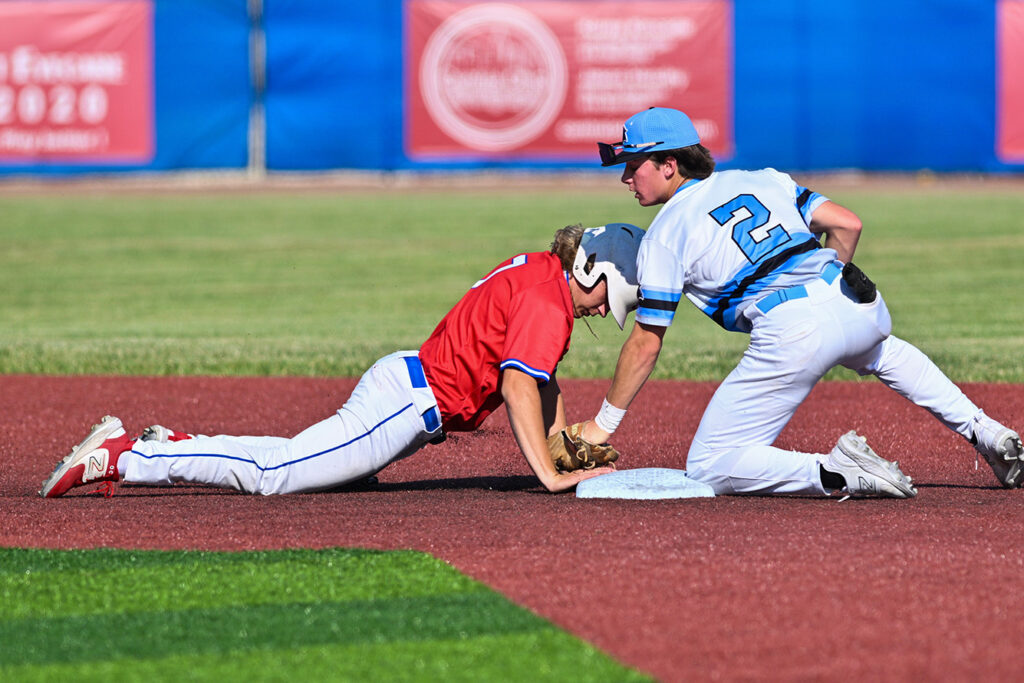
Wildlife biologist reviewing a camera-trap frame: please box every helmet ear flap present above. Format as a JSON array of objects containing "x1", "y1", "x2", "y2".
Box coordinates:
[{"x1": 572, "y1": 242, "x2": 601, "y2": 288}]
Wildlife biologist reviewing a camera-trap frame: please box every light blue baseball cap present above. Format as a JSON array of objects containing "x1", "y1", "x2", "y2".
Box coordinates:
[{"x1": 598, "y1": 107, "x2": 701, "y2": 166}]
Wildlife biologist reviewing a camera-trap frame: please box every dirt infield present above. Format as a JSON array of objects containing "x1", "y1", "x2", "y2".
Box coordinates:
[{"x1": 3, "y1": 375, "x2": 1023, "y2": 681}]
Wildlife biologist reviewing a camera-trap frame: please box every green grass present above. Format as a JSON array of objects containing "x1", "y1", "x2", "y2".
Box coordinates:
[
  {"x1": 1, "y1": 181, "x2": 1019, "y2": 681},
  {"x1": 0, "y1": 547, "x2": 647, "y2": 682},
  {"x1": 1, "y1": 184, "x2": 1021, "y2": 381}
]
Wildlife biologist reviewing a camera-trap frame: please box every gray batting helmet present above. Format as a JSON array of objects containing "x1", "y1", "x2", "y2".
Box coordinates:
[{"x1": 572, "y1": 223, "x2": 645, "y2": 329}]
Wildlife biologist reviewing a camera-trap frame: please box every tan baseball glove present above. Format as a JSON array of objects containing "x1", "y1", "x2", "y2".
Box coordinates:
[{"x1": 547, "y1": 422, "x2": 620, "y2": 472}]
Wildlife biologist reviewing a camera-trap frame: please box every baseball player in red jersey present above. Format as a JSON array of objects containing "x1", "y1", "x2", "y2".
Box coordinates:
[{"x1": 40, "y1": 223, "x2": 645, "y2": 498}]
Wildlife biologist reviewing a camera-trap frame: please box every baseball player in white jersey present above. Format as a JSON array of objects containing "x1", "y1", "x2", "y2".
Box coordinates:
[{"x1": 581, "y1": 106, "x2": 1023, "y2": 498}]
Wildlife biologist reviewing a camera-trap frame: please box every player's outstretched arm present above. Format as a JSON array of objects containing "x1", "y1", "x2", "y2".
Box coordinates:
[
  {"x1": 501, "y1": 368, "x2": 612, "y2": 493},
  {"x1": 582, "y1": 322, "x2": 666, "y2": 444},
  {"x1": 809, "y1": 200, "x2": 863, "y2": 264}
]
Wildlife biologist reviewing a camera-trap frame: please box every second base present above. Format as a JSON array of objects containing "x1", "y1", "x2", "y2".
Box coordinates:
[{"x1": 576, "y1": 467, "x2": 716, "y2": 500}]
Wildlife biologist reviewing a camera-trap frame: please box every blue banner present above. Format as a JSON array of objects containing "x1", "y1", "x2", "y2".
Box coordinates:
[{"x1": 1, "y1": 0, "x2": 1019, "y2": 175}]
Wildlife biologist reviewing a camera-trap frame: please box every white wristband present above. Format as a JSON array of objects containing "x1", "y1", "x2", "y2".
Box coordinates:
[{"x1": 594, "y1": 398, "x2": 627, "y2": 435}]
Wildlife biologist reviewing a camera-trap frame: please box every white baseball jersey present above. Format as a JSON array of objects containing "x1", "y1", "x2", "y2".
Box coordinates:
[
  {"x1": 635, "y1": 168, "x2": 833, "y2": 332},
  {"x1": 630, "y1": 168, "x2": 992, "y2": 497}
]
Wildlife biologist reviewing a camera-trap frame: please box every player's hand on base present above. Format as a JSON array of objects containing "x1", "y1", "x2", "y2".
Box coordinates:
[{"x1": 542, "y1": 465, "x2": 615, "y2": 493}]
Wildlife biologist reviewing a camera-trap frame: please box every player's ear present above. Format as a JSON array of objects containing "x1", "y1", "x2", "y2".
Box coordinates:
[{"x1": 660, "y1": 154, "x2": 679, "y2": 179}]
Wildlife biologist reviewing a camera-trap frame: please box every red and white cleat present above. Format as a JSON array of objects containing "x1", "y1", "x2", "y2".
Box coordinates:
[{"x1": 40, "y1": 416, "x2": 135, "y2": 498}]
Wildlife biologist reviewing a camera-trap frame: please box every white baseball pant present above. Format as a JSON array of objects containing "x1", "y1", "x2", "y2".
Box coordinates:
[
  {"x1": 122, "y1": 351, "x2": 442, "y2": 494},
  {"x1": 686, "y1": 273, "x2": 983, "y2": 495}
]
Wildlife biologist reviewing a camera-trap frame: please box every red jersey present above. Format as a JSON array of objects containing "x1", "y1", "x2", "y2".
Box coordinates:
[{"x1": 419, "y1": 251, "x2": 574, "y2": 432}]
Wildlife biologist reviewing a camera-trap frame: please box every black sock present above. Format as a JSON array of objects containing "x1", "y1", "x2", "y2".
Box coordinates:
[{"x1": 819, "y1": 465, "x2": 846, "y2": 491}]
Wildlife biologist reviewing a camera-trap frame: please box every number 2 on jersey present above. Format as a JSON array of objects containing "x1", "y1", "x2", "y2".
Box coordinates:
[{"x1": 709, "y1": 194, "x2": 791, "y2": 264}]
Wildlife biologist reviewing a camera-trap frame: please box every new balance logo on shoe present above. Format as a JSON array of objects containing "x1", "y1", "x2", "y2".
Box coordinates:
[{"x1": 87, "y1": 454, "x2": 107, "y2": 477}]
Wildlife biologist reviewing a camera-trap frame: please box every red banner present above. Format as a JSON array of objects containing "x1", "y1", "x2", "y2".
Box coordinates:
[
  {"x1": 0, "y1": 0, "x2": 153, "y2": 163},
  {"x1": 405, "y1": 0, "x2": 732, "y2": 160},
  {"x1": 998, "y1": 0, "x2": 1024, "y2": 161}
]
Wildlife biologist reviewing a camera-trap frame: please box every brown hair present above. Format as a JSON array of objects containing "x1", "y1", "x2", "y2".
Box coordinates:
[
  {"x1": 550, "y1": 223, "x2": 585, "y2": 271},
  {"x1": 650, "y1": 144, "x2": 716, "y2": 179}
]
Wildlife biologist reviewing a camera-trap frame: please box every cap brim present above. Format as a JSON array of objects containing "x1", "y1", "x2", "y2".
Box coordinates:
[{"x1": 600, "y1": 149, "x2": 652, "y2": 167}]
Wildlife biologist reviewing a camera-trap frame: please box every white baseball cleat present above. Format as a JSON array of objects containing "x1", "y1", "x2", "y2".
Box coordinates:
[
  {"x1": 40, "y1": 416, "x2": 134, "y2": 498},
  {"x1": 820, "y1": 431, "x2": 917, "y2": 499},
  {"x1": 970, "y1": 412, "x2": 1024, "y2": 489}
]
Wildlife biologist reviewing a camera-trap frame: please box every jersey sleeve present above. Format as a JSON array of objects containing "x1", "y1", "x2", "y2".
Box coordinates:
[
  {"x1": 764, "y1": 168, "x2": 830, "y2": 226},
  {"x1": 500, "y1": 281, "x2": 572, "y2": 383},
  {"x1": 636, "y1": 238, "x2": 684, "y2": 327}
]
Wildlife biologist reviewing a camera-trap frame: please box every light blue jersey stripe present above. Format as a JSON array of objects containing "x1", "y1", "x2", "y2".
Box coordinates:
[
  {"x1": 639, "y1": 287, "x2": 682, "y2": 301},
  {"x1": 637, "y1": 287, "x2": 682, "y2": 326},
  {"x1": 713, "y1": 234, "x2": 820, "y2": 299},
  {"x1": 636, "y1": 307, "x2": 675, "y2": 325},
  {"x1": 701, "y1": 243, "x2": 824, "y2": 331},
  {"x1": 795, "y1": 185, "x2": 827, "y2": 222}
]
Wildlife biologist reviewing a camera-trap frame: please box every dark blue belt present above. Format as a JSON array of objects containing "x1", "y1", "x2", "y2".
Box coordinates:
[
  {"x1": 404, "y1": 355, "x2": 442, "y2": 434},
  {"x1": 755, "y1": 261, "x2": 842, "y2": 315}
]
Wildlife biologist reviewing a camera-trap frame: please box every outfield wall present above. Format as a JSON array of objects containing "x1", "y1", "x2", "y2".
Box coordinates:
[{"x1": 1, "y1": 0, "x2": 1021, "y2": 176}]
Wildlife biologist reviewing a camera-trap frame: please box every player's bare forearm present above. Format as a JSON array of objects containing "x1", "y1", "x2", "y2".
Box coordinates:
[
  {"x1": 809, "y1": 200, "x2": 862, "y2": 263},
  {"x1": 538, "y1": 376, "x2": 567, "y2": 437},
  {"x1": 607, "y1": 322, "x2": 665, "y2": 407},
  {"x1": 502, "y1": 369, "x2": 598, "y2": 492},
  {"x1": 583, "y1": 322, "x2": 665, "y2": 443}
]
